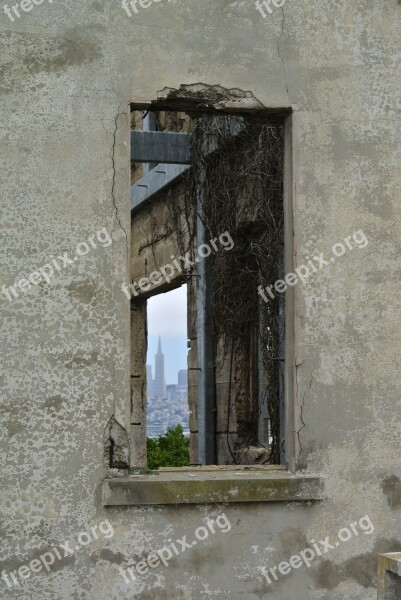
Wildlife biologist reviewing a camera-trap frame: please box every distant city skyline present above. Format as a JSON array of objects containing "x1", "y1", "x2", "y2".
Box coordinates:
[
  {"x1": 147, "y1": 335, "x2": 188, "y2": 386},
  {"x1": 147, "y1": 286, "x2": 188, "y2": 385},
  {"x1": 146, "y1": 330, "x2": 190, "y2": 437}
]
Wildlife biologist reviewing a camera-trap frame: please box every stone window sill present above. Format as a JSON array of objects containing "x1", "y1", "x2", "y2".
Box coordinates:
[{"x1": 102, "y1": 466, "x2": 324, "y2": 506}]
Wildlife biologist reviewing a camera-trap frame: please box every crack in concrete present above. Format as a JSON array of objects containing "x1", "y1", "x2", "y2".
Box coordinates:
[
  {"x1": 296, "y1": 371, "x2": 312, "y2": 456},
  {"x1": 111, "y1": 106, "x2": 129, "y2": 253},
  {"x1": 277, "y1": 8, "x2": 289, "y2": 96}
]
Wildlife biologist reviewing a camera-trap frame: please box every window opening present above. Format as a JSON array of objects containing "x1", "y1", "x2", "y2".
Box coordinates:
[{"x1": 130, "y1": 104, "x2": 285, "y2": 468}]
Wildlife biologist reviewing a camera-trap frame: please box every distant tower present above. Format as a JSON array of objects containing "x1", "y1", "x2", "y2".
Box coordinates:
[
  {"x1": 146, "y1": 364, "x2": 155, "y2": 398},
  {"x1": 154, "y1": 336, "x2": 167, "y2": 400},
  {"x1": 178, "y1": 369, "x2": 188, "y2": 388}
]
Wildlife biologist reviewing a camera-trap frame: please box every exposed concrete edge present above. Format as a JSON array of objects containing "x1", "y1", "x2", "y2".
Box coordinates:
[
  {"x1": 378, "y1": 552, "x2": 401, "y2": 576},
  {"x1": 102, "y1": 472, "x2": 324, "y2": 506},
  {"x1": 131, "y1": 83, "x2": 292, "y2": 115},
  {"x1": 377, "y1": 553, "x2": 401, "y2": 599}
]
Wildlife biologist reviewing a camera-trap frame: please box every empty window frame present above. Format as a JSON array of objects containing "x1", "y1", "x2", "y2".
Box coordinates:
[{"x1": 129, "y1": 105, "x2": 286, "y2": 468}]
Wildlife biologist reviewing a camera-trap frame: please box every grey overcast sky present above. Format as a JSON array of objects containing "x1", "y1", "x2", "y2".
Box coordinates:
[{"x1": 147, "y1": 285, "x2": 188, "y2": 385}]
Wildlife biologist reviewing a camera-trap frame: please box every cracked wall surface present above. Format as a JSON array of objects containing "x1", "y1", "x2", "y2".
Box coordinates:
[{"x1": 0, "y1": 0, "x2": 400, "y2": 599}]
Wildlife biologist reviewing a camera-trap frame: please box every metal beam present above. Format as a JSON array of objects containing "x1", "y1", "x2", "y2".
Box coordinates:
[
  {"x1": 131, "y1": 117, "x2": 247, "y2": 212},
  {"x1": 196, "y1": 166, "x2": 216, "y2": 465},
  {"x1": 131, "y1": 163, "x2": 189, "y2": 212},
  {"x1": 131, "y1": 131, "x2": 192, "y2": 164}
]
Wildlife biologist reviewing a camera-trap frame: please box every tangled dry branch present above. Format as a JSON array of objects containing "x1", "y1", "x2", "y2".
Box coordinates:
[{"x1": 167, "y1": 113, "x2": 284, "y2": 463}]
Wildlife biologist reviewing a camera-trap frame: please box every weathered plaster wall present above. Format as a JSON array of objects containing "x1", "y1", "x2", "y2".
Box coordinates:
[{"x1": 1, "y1": 1, "x2": 400, "y2": 599}]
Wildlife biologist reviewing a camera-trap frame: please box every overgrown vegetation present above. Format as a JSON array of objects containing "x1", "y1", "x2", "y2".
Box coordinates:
[
  {"x1": 147, "y1": 425, "x2": 190, "y2": 470},
  {"x1": 164, "y1": 112, "x2": 284, "y2": 464},
  {"x1": 188, "y1": 115, "x2": 284, "y2": 464}
]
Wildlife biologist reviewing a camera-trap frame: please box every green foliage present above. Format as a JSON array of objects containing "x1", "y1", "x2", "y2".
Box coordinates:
[{"x1": 147, "y1": 424, "x2": 190, "y2": 470}]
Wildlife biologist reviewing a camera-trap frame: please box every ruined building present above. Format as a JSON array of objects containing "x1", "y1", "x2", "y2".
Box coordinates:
[{"x1": 1, "y1": 1, "x2": 400, "y2": 599}]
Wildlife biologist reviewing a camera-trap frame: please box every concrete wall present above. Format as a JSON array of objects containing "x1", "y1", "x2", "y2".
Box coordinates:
[{"x1": 1, "y1": 1, "x2": 400, "y2": 599}]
